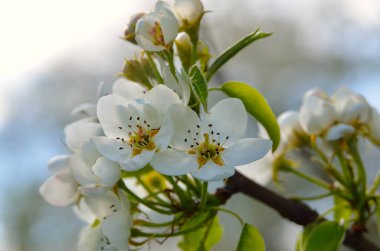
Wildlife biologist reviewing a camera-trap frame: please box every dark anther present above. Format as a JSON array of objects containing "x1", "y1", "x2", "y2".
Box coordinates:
[
  {"x1": 208, "y1": 124, "x2": 212, "y2": 127},
  {"x1": 196, "y1": 125, "x2": 200, "y2": 128},
  {"x1": 184, "y1": 138, "x2": 188, "y2": 142},
  {"x1": 187, "y1": 129, "x2": 191, "y2": 133},
  {"x1": 129, "y1": 116, "x2": 132, "y2": 120},
  {"x1": 118, "y1": 126, "x2": 123, "y2": 130}
]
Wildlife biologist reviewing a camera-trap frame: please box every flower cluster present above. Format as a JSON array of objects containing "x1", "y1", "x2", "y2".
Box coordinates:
[
  {"x1": 274, "y1": 87, "x2": 380, "y2": 232},
  {"x1": 39, "y1": 0, "x2": 273, "y2": 250}
]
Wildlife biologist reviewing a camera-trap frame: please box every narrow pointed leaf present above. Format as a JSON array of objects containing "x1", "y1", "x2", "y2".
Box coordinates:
[
  {"x1": 221, "y1": 81, "x2": 280, "y2": 151},
  {"x1": 236, "y1": 223, "x2": 265, "y2": 251},
  {"x1": 206, "y1": 29, "x2": 272, "y2": 81},
  {"x1": 189, "y1": 65, "x2": 208, "y2": 111}
]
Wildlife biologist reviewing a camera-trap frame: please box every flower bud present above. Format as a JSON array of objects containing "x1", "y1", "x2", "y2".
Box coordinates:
[
  {"x1": 175, "y1": 32, "x2": 192, "y2": 70},
  {"x1": 122, "y1": 58, "x2": 154, "y2": 88},
  {"x1": 123, "y1": 12, "x2": 145, "y2": 44},
  {"x1": 135, "y1": 3, "x2": 179, "y2": 51},
  {"x1": 174, "y1": 0, "x2": 204, "y2": 28},
  {"x1": 299, "y1": 88, "x2": 336, "y2": 135},
  {"x1": 197, "y1": 39, "x2": 210, "y2": 71},
  {"x1": 332, "y1": 87, "x2": 371, "y2": 125},
  {"x1": 278, "y1": 111, "x2": 308, "y2": 147}
]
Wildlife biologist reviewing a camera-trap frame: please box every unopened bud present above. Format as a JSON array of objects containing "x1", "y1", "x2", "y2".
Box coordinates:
[
  {"x1": 123, "y1": 12, "x2": 145, "y2": 44},
  {"x1": 122, "y1": 58, "x2": 154, "y2": 88}
]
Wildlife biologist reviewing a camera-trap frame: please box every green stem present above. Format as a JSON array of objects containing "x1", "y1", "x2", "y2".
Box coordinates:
[
  {"x1": 211, "y1": 206, "x2": 244, "y2": 226},
  {"x1": 131, "y1": 212, "x2": 215, "y2": 238},
  {"x1": 166, "y1": 176, "x2": 189, "y2": 206},
  {"x1": 369, "y1": 170, "x2": 380, "y2": 196},
  {"x1": 118, "y1": 180, "x2": 174, "y2": 215},
  {"x1": 199, "y1": 182, "x2": 209, "y2": 211},
  {"x1": 190, "y1": 39, "x2": 198, "y2": 67},
  {"x1": 287, "y1": 168, "x2": 331, "y2": 190},
  {"x1": 336, "y1": 149, "x2": 355, "y2": 191},
  {"x1": 146, "y1": 52, "x2": 163, "y2": 84},
  {"x1": 290, "y1": 192, "x2": 333, "y2": 201},
  {"x1": 164, "y1": 49, "x2": 177, "y2": 79},
  {"x1": 136, "y1": 176, "x2": 172, "y2": 207}
]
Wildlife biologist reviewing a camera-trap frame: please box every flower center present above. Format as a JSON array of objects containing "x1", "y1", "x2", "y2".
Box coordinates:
[
  {"x1": 149, "y1": 21, "x2": 165, "y2": 46},
  {"x1": 116, "y1": 116, "x2": 159, "y2": 157}
]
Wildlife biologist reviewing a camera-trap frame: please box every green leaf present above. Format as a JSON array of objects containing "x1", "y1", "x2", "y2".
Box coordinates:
[
  {"x1": 221, "y1": 81, "x2": 280, "y2": 151},
  {"x1": 302, "y1": 221, "x2": 345, "y2": 251},
  {"x1": 189, "y1": 65, "x2": 208, "y2": 111},
  {"x1": 333, "y1": 195, "x2": 352, "y2": 225},
  {"x1": 236, "y1": 223, "x2": 265, "y2": 251},
  {"x1": 178, "y1": 215, "x2": 223, "y2": 251},
  {"x1": 206, "y1": 29, "x2": 272, "y2": 81}
]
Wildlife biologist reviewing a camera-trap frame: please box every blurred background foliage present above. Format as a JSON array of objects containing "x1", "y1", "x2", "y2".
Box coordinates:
[{"x1": 0, "y1": 0, "x2": 379, "y2": 250}]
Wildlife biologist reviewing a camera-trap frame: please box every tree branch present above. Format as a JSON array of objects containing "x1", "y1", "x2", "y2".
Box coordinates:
[{"x1": 215, "y1": 171, "x2": 380, "y2": 251}]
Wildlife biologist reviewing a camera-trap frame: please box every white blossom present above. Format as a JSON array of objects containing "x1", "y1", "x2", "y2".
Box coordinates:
[
  {"x1": 135, "y1": 2, "x2": 179, "y2": 51},
  {"x1": 332, "y1": 87, "x2": 371, "y2": 125},
  {"x1": 78, "y1": 191, "x2": 131, "y2": 251},
  {"x1": 151, "y1": 98, "x2": 272, "y2": 181},
  {"x1": 299, "y1": 88, "x2": 335, "y2": 135},
  {"x1": 93, "y1": 85, "x2": 181, "y2": 171}
]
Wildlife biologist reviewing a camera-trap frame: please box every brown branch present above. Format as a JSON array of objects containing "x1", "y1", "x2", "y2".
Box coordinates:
[{"x1": 215, "y1": 171, "x2": 380, "y2": 251}]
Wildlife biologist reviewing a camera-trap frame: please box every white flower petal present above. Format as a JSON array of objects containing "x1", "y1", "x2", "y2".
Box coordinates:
[
  {"x1": 158, "y1": 9, "x2": 179, "y2": 44},
  {"x1": 119, "y1": 150, "x2": 155, "y2": 171},
  {"x1": 85, "y1": 191, "x2": 121, "y2": 218},
  {"x1": 333, "y1": 87, "x2": 371, "y2": 124},
  {"x1": 113, "y1": 78, "x2": 145, "y2": 100},
  {"x1": 97, "y1": 81, "x2": 114, "y2": 99},
  {"x1": 174, "y1": 0, "x2": 204, "y2": 24},
  {"x1": 299, "y1": 95, "x2": 335, "y2": 135},
  {"x1": 153, "y1": 113, "x2": 173, "y2": 149},
  {"x1": 72, "y1": 103, "x2": 97, "y2": 118},
  {"x1": 144, "y1": 85, "x2": 182, "y2": 115},
  {"x1": 202, "y1": 98, "x2": 247, "y2": 145},
  {"x1": 92, "y1": 137, "x2": 131, "y2": 163},
  {"x1": 277, "y1": 111, "x2": 304, "y2": 145},
  {"x1": 135, "y1": 34, "x2": 165, "y2": 51},
  {"x1": 64, "y1": 118, "x2": 103, "y2": 152},
  {"x1": 92, "y1": 157, "x2": 121, "y2": 187},
  {"x1": 71, "y1": 153, "x2": 99, "y2": 186},
  {"x1": 191, "y1": 161, "x2": 235, "y2": 181},
  {"x1": 74, "y1": 199, "x2": 97, "y2": 224},
  {"x1": 236, "y1": 154, "x2": 273, "y2": 186},
  {"x1": 97, "y1": 95, "x2": 130, "y2": 138},
  {"x1": 79, "y1": 186, "x2": 111, "y2": 197},
  {"x1": 223, "y1": 138, "x2": 272, "y2": 166},
  {"x1": 326, "y1": 124, "x2": 355, "y2": 141},
  {"x1": 39, "y1": 173, "x2": 78, "y2": 207},
  {"x1": 101, "y1": 211, "x2": 131, "y2": 250},
  {"x1": 168, "y1": 104, "x2": 201, "y2": 150},
  {"x1": 151, "y1": 149, "x2": 198, "y2": 175},
  {"x1": 48, "y1": 155, "x2": 71, "y2": 174}
]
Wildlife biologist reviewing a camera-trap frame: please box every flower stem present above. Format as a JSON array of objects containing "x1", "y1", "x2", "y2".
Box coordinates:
[
  {"x1": 118, "y1": 180, "x2": 174, "y2": 215},
  {"x1": 287, "y1": 168, "x2": 331, "y2": 190},
  {"x1": 146, "y1": 52, "x2": 163, "y2": 84},
  {"x1": 199, "y1": 182, "x2": 209, "y2": 211},
  {"x1": 210, "y1": 206, "x2": 244, "y2": 226}
]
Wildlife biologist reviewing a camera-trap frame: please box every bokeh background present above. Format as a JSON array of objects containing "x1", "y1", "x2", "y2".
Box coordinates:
[{"x1": 1, "y1": 0, "x2": 380, "y2": 250}]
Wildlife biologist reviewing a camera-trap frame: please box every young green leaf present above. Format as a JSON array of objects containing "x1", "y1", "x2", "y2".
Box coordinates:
[
  {"x1": 220, "y1": 81, "x2": 280, "y2": 151},
  {"x1": 189, "y1": 65, "x2": 208, "y2": 111},
  {"x1": 303, "y1": 221, "x2": 345, "y2": 251},
  {"x1": 178, "y1": 215, "x2": 223, "y2": 251},
  {"x1": 236, "y1": 223, "x2": 265, "y2": 251},
  {"x1": 206, "y1": 29, "x2": 272, "y2": 81}
]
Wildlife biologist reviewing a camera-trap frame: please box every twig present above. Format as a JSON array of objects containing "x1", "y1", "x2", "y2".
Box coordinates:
[{"x1": 215, "y1": 171, "x2": 380, "y2": 251}]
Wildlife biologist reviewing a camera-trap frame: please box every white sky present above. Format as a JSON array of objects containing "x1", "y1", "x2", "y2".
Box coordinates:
[{"x1": 0, "y1": 0, "x2": 157, "y2": 128}]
